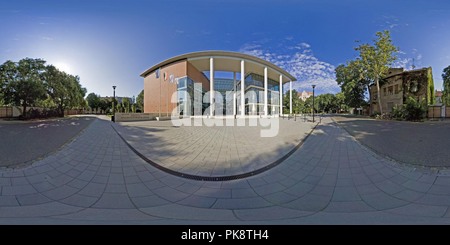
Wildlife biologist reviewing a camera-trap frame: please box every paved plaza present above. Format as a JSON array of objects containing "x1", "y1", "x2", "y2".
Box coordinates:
[
  {"x1": 1, "y1": 115, "x2": 450, "y2": 224},
  {"x1": 115, "y1": 118, "x2": 315, "y2": 178},
  {"x1": 335, "y1": 116, "x2": 450, "y2": 168},
  {"x1": 0, "y1": 117, "x2": 94, "y2": 167}
]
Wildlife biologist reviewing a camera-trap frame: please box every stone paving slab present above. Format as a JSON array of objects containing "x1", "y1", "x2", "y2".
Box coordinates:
[
  {"x1": 0, "y1": 116, "x2": 450, "y2": 224},
  {"x1": 115, "y1": 118, "x2": 315, "y2": 178}
]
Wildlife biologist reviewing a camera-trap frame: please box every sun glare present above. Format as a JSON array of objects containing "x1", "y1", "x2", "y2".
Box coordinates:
[{"x1": 54, "y1": 62, "x2": 72, "y2": 74}]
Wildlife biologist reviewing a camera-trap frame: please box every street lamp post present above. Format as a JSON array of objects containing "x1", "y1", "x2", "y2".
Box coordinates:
[
  {"x1": 312, "y1": 84, "x2": 316, "y2": 123},
  {"x1": 112, "y1": 85, "x2": 116, "y2": 122}
]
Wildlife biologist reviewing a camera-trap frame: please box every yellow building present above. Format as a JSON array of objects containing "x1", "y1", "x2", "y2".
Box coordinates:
[{"x1": 369, "y1": 67, "x2": 434, "y2": 114}]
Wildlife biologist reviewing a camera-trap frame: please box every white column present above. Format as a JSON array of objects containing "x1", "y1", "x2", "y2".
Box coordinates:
[
  {"x1": 240, "y1": 60, "x2": 245, "y2": 117},
  {"x1": 289, "y1": 80, "x2": 292, "y2": 114},
  {"x1": 233, "y1": 72, "x2": 236, "y2": 116},
  {"x1": 210, "y1": 57, "x2": 214, "y2": 117},
  {"x1": 264, "y1": 67, "x2": 268, "y2": 116},
  {"x1": 279, "y1": 74, "x2": 283, "y2": 116}
]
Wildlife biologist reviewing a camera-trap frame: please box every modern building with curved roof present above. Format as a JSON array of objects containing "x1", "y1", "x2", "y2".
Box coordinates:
[{"x1": 140, "y1": 50, "x2": 296, "y2": 117}]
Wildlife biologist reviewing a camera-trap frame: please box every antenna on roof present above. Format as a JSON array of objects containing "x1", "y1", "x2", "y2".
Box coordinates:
[{"x1": 411, "y1": 58, "x2": 416, "y2": 70}]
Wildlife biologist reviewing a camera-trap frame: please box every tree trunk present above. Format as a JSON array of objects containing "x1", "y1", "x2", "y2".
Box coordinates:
[
  {"x1": 22, "y1": 104, "x2": 27, "y2": 118},
  {"x1": 367, "y1": 85, "x2": 372, "y2": 115},
  {"x1": 375, "y1": 77, "x2": 383, "y2": 114},
  {"x1": 59, "y1": 101, "x2": 64, "y2": 117}
]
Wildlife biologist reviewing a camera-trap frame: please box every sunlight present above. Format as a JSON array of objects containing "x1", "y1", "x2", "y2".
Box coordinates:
[{"x1": 54, "y1": 62, "x2": 72, "y2": 74}]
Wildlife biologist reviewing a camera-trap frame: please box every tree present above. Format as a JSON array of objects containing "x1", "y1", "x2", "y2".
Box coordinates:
[
  {"x1": 98, "y1": 97, "x2": 110, "y2": 114},
  {"x1": 44, "y1": 65, "x2": 86, "y2": 116},
  {"x1": 116, "y1": 100, "x2": 123, "y2": 113},
  {"x1": 335, "y1": 92, "x2": 348, "y2": 112},
  {"x1": 283, "y1": 89, "x2": 304, "y2": 114},
  {"x1": 335, "y1": 61, "x2": 368, "y2": 109},
  {"x1": 0, "y1": 61, "x2": 16, "y2": 105},
  {"x1": 355, "y1": 30, "x2": 399, "y2": 114},
  {"x1": 0, "y1": 58, "x2": 47, "y2": 117},
  {"x1": 443, "y1": 65, "x2": 450, "y2": 106},
  {"x1": 122, "y1": 97, "x2": 131, "y2": 113},
  {"x1": 315, "y1": 93, "x2": 338, "y2": 113},
  {"x1": 136, "y1": 89, "x2": 144, "y2": 112},
  {"x1": 86, "y1": 93, "x2": 100, "y2": 113}
]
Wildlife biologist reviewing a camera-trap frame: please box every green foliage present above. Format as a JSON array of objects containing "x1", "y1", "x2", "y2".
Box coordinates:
[
  {"x1": 427, "y1": 68, "x2": 434, "y2": 105},
  {"x1": 391, "y1": 104, "x2": 405, "y2": 120},
  {"x1": 335, "y1": 61, "x2": 368, "y2": 109},
  {"x1": 122, "y1": 97, "x2": 131, "y2": 113},
  {"x1": 0, "y1": 58, "x2": 87, "y2": 118},
  {"x1": 390, "y1": 97, "x2": 426, "y2": 121},
  {"x1": 404, "y1": 97, "x2": 426, "y2": 121},
  {"x1": 313, "y1": 93, "x2": 336, "y2": 113},
  {"x1": 21, "y1": 108, "x2": 61, "y2": 120},
  {"x1": 96, "y1": 98, "x2": 109, "y2": 114},
  {"x1": 354, "y1": 30, "x2": 399, "y2": 114},
  {"x1": 44, "y1": 65, "x2": 86, "y2": 116},
  {"x1": 443, "y1": 65, "x2": 450, "y2": 106},
  {"x1": 86, "y1": 93, "x2": 100, "y2": 112},
  {"x1": 136, "y1": 89, "x2": 144, "y2": 112},
  {"x1": 0, "y1": 58, "x2": 48, "y2": 117},
  {"x1": 283, "y1": 89, "x2": 304, "y2": 114}
]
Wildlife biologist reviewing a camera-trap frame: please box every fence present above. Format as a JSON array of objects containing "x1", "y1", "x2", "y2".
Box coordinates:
[
  {"x1": 427, "y1": 106, "x2": 450, "y2": 119},
  {"x1": 0, "y1": 106, "x2": 13, "y2": 118},
  {"x1": 64, "y1": 109, "x2": 84, "y2": 116}
]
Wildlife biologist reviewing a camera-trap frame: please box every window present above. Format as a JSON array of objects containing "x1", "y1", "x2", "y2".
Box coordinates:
[
  {"x1": 177, "y1": 78, "x2": 186, "y2": 89},
  {"x1": 388, "y1": 86, "x2": 393, "y2": 95},
  {"x1": 383, "y1": 88, "x2": 387, "y2": 96},
  {"x1": 394, "y1": 84, "x2": 400, "y2": 94}
]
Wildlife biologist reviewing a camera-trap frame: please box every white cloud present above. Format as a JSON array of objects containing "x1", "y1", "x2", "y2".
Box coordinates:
[
  {"x1": 392, "y1": 48, "x2": 423, "y2": 70},
  {"x1": 41, "y1": 36, "x2": 53, "y2": 41},
  {"x1": 239, "y1": 40, "x2": 339, "y2": 94}
]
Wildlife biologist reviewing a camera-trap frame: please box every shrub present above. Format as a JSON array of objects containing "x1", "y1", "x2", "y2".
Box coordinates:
[
  {"x1": 391, "y1": 104, "x2": 405, "y2": 120},
  {"x1": 20, "y1": 108, "x2": 61, "y2": 120},
  {"x1": 370, "y1": 112, "x2": 381, "y2": 118},
  {"x1": 403, "y1": 96, "x2": 426, "y2": 121},
  {"x1": 375, "y1": 113, "x2": 392, "y2": 120}
]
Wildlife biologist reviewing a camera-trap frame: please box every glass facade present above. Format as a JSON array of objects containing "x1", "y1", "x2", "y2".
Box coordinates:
[
  {"x1": 176, "y1": 73, "x2": 281, "y2": 116},
  {"x1": 176, "y1": 76, "x2": 209, "y2": 116},
  {"x1": 237, "y1": 73, "x2": 280, "y2": 115}
]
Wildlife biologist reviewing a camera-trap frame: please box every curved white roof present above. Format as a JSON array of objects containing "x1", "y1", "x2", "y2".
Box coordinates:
[{"x1": 140, "y1": 50, "x2": 296, "y2": 83}]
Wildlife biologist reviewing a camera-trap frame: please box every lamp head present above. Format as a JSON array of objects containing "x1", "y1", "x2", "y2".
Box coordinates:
[{"x1": 312, "y1": 84, "x2": 316, "y2": 89}]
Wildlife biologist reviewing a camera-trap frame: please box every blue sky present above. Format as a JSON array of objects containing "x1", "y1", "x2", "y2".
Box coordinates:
[{"x1": 1, "y1": 0, "x2": 450, "y2": 98}]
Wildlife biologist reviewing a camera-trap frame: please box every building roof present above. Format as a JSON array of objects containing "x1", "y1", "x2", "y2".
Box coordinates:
[
  {"x1": 297, "y1": 90, "x2": 313, "y2": 97},
  {"x1": 140, "y1": 50, "x2": 296, "y2": 83},
  {"x1": 435, "y1": 90, "x2": 443, "y2": 97},
  {"x1": 383, "y1": 67, "x2": 430, "y2": 80}
]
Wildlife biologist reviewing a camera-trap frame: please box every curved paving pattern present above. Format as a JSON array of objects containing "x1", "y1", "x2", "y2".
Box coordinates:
[
  {"x1": 1, "y1": 116, "x2": 450, "y2": 224},
  {"x1": 113, "y1": 118, "x2": 316, "y2": 181}
]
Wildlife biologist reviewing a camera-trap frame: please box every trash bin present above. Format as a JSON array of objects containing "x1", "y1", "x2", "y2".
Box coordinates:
[{"x1": 111, "y1": 115, "x2": 115, "y2": 122}]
